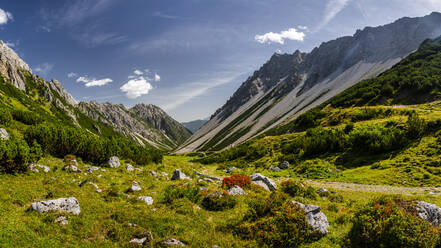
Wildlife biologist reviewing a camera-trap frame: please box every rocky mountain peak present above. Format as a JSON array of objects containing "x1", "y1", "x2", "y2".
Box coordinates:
[{"x1": 0, "y1": 40, "x2": 31, "y2": 90}]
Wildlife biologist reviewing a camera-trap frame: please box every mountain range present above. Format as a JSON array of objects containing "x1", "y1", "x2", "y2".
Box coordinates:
[{"x1": 177, "y1": 12, "x2": 441, "y2": 152}]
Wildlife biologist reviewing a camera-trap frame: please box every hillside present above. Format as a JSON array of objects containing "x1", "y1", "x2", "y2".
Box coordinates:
[{"x1": 178, "y1": 12, "x2": 441, "y2": 152}]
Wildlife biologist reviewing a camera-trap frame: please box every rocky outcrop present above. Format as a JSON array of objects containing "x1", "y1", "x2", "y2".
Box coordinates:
[
  {"x1": 130, "y1": 104, "x2": 192, "y2": 144},
  {"x1": 292, "y1": 201, "x2": 329, "y2": 236},
  {"x1": 171, "y1": 169, "x2": 191, "y2": 180},
  {"x1": 160, "y1": 238, "x2": 186, "y2": 247},
  {"x1": 250, "y1": 173, "x2": 277, "y2": 191},
  {"x1": 137, "y1": 196, "x2": 154, "y2": 205},
  {"x1": 178, "y1": 12, "x2": 441, "y2": 153},
  {"x1": 31, "y1": 197, "x2": 81, "y2": 215},
  {"x1": 416, "y1": 201, "x2": 441, "y2": 226},
  {"x1": 0, "y1": 40, "x2": 31, "y2": 91},
  {"x1": 228, "y1": 185, "x2": 245, "y2": 196},
  {"x1": 29, "y1": 163, "x2": 50, "y2": 173},
  {"x1": 108, "y1": 156, "x2": 120, "y2": 168}
]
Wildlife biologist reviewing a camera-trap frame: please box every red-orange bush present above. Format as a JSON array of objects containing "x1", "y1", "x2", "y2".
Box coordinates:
[{"x1": 222, "y1": 174, "x2": 251, "y2": 189}]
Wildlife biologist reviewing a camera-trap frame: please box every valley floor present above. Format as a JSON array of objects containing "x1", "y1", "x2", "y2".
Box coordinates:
[{"x1": 0, "y1": 155, "x2": 440, "y2": 247}]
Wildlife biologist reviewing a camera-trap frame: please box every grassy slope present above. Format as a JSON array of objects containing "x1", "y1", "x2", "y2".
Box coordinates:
[{"x1": 1, "y1": 155, "x2": 440, "y2": 247}]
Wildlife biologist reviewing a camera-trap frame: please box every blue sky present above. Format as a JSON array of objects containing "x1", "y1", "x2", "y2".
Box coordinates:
[{"x1": 0, "y1": 0, "x2": 440, "y2": 122}]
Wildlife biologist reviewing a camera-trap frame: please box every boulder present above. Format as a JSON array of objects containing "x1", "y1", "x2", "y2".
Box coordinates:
[
  {"x1": 226, "y1": 167, "x2": 237, "y2": 174},
  {"x1": 317, "y1": 188, "x2": 328, "y2": 194},
  {"x1": 0, "y1": 128, "x2": 9, "y2": 140},
  {"x1": 130, "y1": 232, "x2": 153, "y2": 246},
  {"x1": 171, "y1": 169, "x2": 191, "y2": 180},
  {"x1": 32, "y1": 197, "x2": 81, "y2": 215},
  {"x1": 63, "y1": 165, "x2": 81, "y2": 173},
  {"x1": 108, "y1": 156, "x2": 120, "y2": 168},
  {"x1": 137, "y1": 196, "x2": 154, "y2": 205},
  {"x1": 228, "y1": 185, "x2": 245, "y2": 196},
  {"x1": 279, "y1": 161, "x2": 290, "y2": 169},
  {"x1": 126, "y1": 164, "x2": 134, "y2": 172},
  {"x1": 85, "y1": 166, "x2": 99, "y2": 174},
  {"x1": 161, "y1": 172, "x2": 169, "y2": 177},
  {"x1": 30, "y1": 163, "x2": 50, "y2": 173},
  {"x1": 128, "y1": 182, "x2": 142, "y2": 192},
  {"x1": 269, "y1": 165, "x2": 281, "y2": 172},
  {"x1": 416, "y1": 201, "x2": 441, "y2": 226},
  {"x1": 150, "y1": 170, "x2": 158, "y2": 177},
  {"x1": 160, "y1": 238, "x2": 186, "y2": 247},
  {"x1": 292, "y1": 201, "x2": 329, "y2": 236},
  {"x1": 88, "y1": 182, "x2": 102, "y2": 193},
  {"x1": 250, "y1": 173, "x2": 277, "y2": 191}
]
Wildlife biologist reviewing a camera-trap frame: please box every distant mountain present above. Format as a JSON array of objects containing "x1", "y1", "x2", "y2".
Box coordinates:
[
  {"x1": 0, "y1": 40, "x2": 186, "y2": 151},
  {"x1": 181, "y1": 119, "x2": 208, "y2": 134},
  {"x1": 177, "y1": 12, "x2": 441, "y2": 152}
]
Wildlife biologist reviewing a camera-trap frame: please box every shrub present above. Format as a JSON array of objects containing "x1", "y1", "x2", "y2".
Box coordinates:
[
  {"x1": 222, "y1": 174, "x2": 251, "y2": 189},
  {"x1": 281, "y1": 180, "x2": 317, "y2": 200},
  {"x1": 347, "y1": 197, "x2": 441, "y2": 248},
  {"x1": 159, "y1": 185, "x2": 202, "y2": 204},
  {"x1": 0, "y1": 139, "x2": 32, "y2": 173},
  {"x1": 0, "y1": 108, "x2": 12, "y2": 126},
  {"x1": 406, "y1": 112, "x2": 426, "y2": 139},
  {"x1": 297, "y1": 159, "x2": 337, "y2": 179},
  {"x1": 12, "y1": 109, "x2": 42, "y2": 125},
  {"x1": 236, "y1": 195, "x2": 313, "y2": 247},
  {"x1": 349, "y1": 124, "x2": 407, "y2": 154},
  {"x1": 201, "y1": 192, "x2": 236, "y2": 211}
]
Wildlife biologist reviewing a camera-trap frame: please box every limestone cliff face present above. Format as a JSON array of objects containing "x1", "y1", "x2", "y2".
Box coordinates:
[
  {"x1": 178, "y1": 12, "x2": 441, "y2": 153},
  {"x1": 0, "y1": 40, "x2": 31, "y2": 91}
]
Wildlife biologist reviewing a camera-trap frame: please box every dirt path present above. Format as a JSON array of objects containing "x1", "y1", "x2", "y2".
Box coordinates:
[{"x1": 304, "y1": 179, "x2": 441, "y2": 196}]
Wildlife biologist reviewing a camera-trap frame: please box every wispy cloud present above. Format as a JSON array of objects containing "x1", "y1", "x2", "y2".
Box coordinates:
[
  {"x1": 315, "y1": 0, "x2": 351, "y2": 32},
  {"x1": 67, "y1": 72, "x2": 77, "y2": 78},
  {"x1": 4, "y1": 40, "x2": 19, "y2": 48},
  {"x1": 154, "y1": 73, "x2": 161, "y2": 82},
  {"x1": 153, "y1": 11, "x2": 190, "y2": 20},
  {"x1": 76, "y1": 76, "x2": 113, "y2": 87},
  {"x1": 0, "y1": 8, "x2": 13, "y2": 25},
  {"x1": 72, "y1": 27, "x2": 127, "y2": 48},
  {"x1": 34, "y1": 63, "x2": 54, "y2": 76},
  {"x1": 255, "y1": 28, "x2": 306, "y2": 44}
]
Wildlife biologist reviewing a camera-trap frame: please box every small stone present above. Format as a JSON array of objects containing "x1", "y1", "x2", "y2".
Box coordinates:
[
  {"x1": 128, "y1": 182, "x2": 142, "y2": 192},
  {"x1": 30, "y1": 163, "x2": 50, "y2": 173},
  {"x1": 130, "y1": 232, "x2": 153, "y2": 246},
  {"x1": 292, "y1": 201, "x2": 329, "y2": 236},
  {"x1": 32, "y1": 197, "x2": 81, "y2": 215},
  {"x1": 279, "y1": 161, "x2": 290, "y2": 169},
  {"x1": 126, "y1": 164, "x2": 134, "y2": 172},
  {"x1": 137, "y1": 196, "x2": 154, "y2": 205},
  {"x1": 160, "y1": 238, "x2": 186, "y2": 247},
  {"x1": 108, "y1": 156, "x2": 120, "y2": 168},
  {"x1": 171, "y1": 169, "x2": 191, "y2": 180},
  {"x1": 55, "y1": 216, "x2": 69, "y2": 225},
  {"x1": 85, "y1": 166, "x2": 99, "y2": 174},
  {"x1": 250, "y1": 173, "x2": 277, "y2": 191},
  {"x1": 161, "y1": 172, "x2": 168, "y2": 177},
  {"x1": 63, "y1": 165, "x2": 81, "y2": 173},
  {"x1": 317, "y1": 188, "x2": 328, "y2": 194},
  {"x1": 0, "y1": 128, "x2": 9, "y2": 140},
  {"x1": 150, "y1": 170, "x2": 158, "y2": 177},
  {"x1": 88, "y1": 182, "x2": 102, "y2": 193},
  {"x1": 228, "y1": 185, "x2": 245, "y2": 196},
  {"x1": 226, "y1": 167, "x2": 237, "y2": 174},
  {"x1": 269, "y1": 165, "x2": 281, "y2": 172}
]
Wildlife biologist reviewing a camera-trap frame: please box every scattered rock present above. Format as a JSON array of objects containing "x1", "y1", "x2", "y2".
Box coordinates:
[
  {"x1": 29, "y1": 163, "x2": 50, "y2": 173},
  {"x1": 206, "y1": 176, "x2": 221, "y2": 181},
  {"x1": 201, "y1": 178, "x2": 214, "y2": 183},
  {"x1": 200, "y1": 187, "x2": 209, "y2": 191},
  {"x1": 135, "y1": 167, "x2": 144, "y2": 172},
  {"x1": 0, "y1": 128, "x2": 9, "y2": 140},
  {"x1": 160, "y1": 238, "x2": 186, "y2": 247},
  {"x1": 228, "y1": 185, "x2": 245, "y2": 196},
  {"x1": 85, "y1": 166, "x2": 99, "y2": 174},
  {"x1": 317, "y1": 188, "x2": 328, "y2": 194},
  {"x1": 171, "y1": 169, "x2": 191, "y2": 180},
  {"x1": 128, "y1": 182, "x2": 142, "y2": 192},
  {"x1": 130, "y1": 232, "x2": 153, "y2": 246},
  {"x1": 161, "y1": 172, "x2": 168, "y2": 177},
  {"x1": 63, "y1": 165, "x2": 81, "y2": 173},
  {"x1": 32, "y1": 197, "x2": 81, "y2": 215},
  {"x1": 226, "y1": 167, "x2": 237, "y2": 174},
  {"x1": 126, "y1": 164, "x2": 135, "y2": 172},
  {"x1": 54, "y1": 216, "x2": 69, "y2": 225},
  {"x1": 417, "y1": 201, "x2": 441, "y2": 226},
  {"x1": 88, "y1": 182, "x2": 102, "y2": 193},
  {"x1": 150, "y1": 170, "x2": 158, "y2": 178},
  {"x1": 292, "y1": 201, "x2": 329, "y2": 236},
  {"x1": 279, "y1": 161, "x2": 290, "y2": 169},
  {"x1": 108, "y1": 156, "x2": 120, "y2": 168},
  {"x1": 194, "y1": 171, "x2": 204, "y2": 177},
  {"x1": 250, "y1": 173, "x2": 277, "y2": 191},
  {"x1": 269, "y1": 165, "x2": 281, "y2": 172},
  {"x1": 137, "y1": 196, "x2": 154, "y2": 205}
]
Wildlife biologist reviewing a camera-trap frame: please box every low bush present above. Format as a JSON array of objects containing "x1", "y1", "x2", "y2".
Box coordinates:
[
  {"x1": 347, "y1": 196, "x2": 441, "y2": 248},
  {"x1": 201, "y1": 192, "x2": 236, "y2": 211},
  {"x1": 222, "y1": 174, "x2": 251, "y2": 189},
  {"x1": 0, "y1": 108, "x2": 12, "y2": 126},
  {"x1": 281, "y1": 180, "x2": 317, "y2": 200},
  {"x1": 0, "y1": 139, "x2": 34, "y2": 173},
  {"x1": 159, "y1": 185, "x2": 202, "y2": 204},
  {"x1": 12, "y1": 109, "x2": 42, "y2": 125},
  {"x1": 235, "y1": 192, "x2": 313, "y2": 247},
  {"x1": 297, "y1": 159, "x2": 337, "y2": 179}
]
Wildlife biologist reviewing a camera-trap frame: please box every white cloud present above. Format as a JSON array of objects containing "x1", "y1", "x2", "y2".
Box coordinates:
[
  {"x1": 0, "y1": 8, "x2": 13, "y2": 25},
  {"x1": 120, "y1": 77, "x2": 153, "y2": 99},
  {"x1": 255, "y1": 28, "x2": 305, "y2": 45},
  {"x1": 76, "y1": 76, "x2": 112, "y2": 87},
  {"x1": 134, "y1": 70, "x2": 143, "y2": 75},
  {"x1": 154, "y1": 73, "x2": 161, "y2": 82},
  {"x1": 4, "y1": 41, "x2": 17, "y2": 48},
  {"x1": 297, "y1": 25, "x2": 308, "y2": 30},
  {"x1": 67, "y1": 72, "x2": 77, "y2": 78},
  {"x1": 34, "y1": 63, "x2": 54, "y2": 76},
  {"x1": 315, "y1": 0, "x2": 351, "y2": 32}
]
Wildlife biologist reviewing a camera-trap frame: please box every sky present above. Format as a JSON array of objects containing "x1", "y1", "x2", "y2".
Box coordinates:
[{"x1": 0, "y1": 0, "x2": 441, "y2": 122}]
